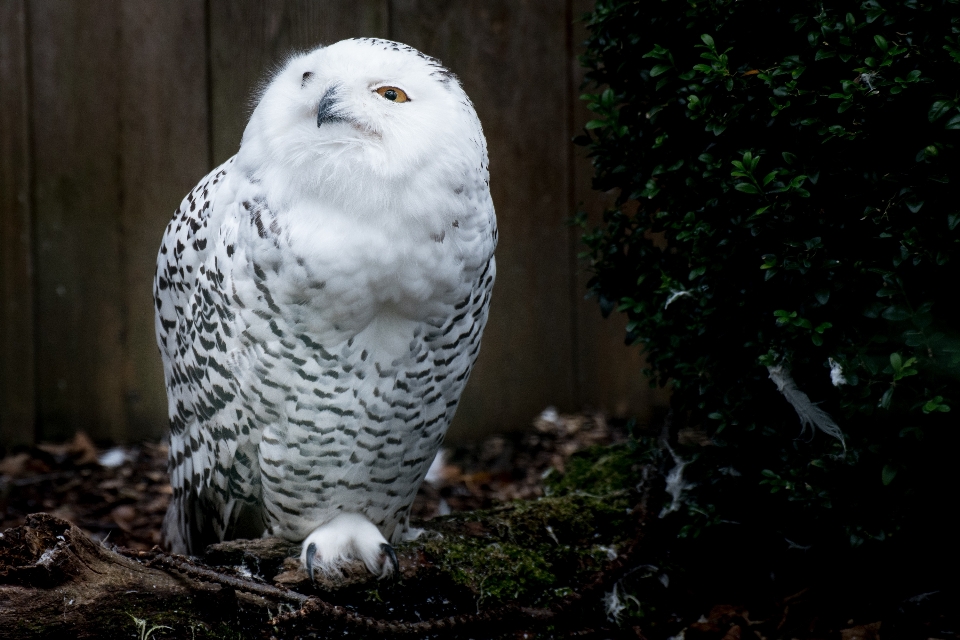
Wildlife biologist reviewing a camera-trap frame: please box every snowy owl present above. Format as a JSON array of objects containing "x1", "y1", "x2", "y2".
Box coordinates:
[{"x1": 154, "y1": 38, "x2": 496, "y2": 579}]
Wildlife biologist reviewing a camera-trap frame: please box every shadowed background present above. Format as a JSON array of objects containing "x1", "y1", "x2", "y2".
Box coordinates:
[{"x1": 0, "y1": 0, "x2": 668, "y2": 447}]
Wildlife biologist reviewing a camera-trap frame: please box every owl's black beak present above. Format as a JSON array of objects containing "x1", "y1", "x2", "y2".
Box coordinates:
[{"x1": 317, "y1": 86, "x2": 345, "y2": 127}]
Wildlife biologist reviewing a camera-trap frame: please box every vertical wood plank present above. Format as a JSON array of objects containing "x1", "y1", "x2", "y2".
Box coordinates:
[
  {"x1": 392, "y1": 0, "x2": 577, "y2": 439},
  {"x1": 118, "y1": 2, "x2": 210, "y2": 441},
  {"x1": 28, "y1": 0, "x2": 127, "y2": 443},
  {"x1": 209, "y1": 0, "x2": 389, "y2": 165},
  {"x1": 569, "y1": 0, "x2": 671, "y2": 425},
  {"x1": 0, "y1": 0, "x2": 35, "y2": 447},
  {"x1": 4, "y1": 0, "x2": 667, "y2": 448}
]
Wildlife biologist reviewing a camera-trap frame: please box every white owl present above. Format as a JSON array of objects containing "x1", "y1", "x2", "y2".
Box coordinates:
[{"x1": 154, "y1": 38, "x2": 496, "y2": 579}]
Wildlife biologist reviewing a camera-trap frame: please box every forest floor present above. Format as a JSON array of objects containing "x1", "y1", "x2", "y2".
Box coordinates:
[{"x1": 0, "y1": 411, "x2": 955, "y2": 639}]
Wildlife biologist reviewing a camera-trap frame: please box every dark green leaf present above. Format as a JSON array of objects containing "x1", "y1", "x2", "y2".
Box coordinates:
[
  {"x1": 882, "y1": 306, "x2": 911, "y2": 321},
  {"x1": 650, "y1": 64, "x2": 673, "y2": 77},
  {"x1": 889, "y1": 352, "x2": 903, "y2": 370},
  {"x1": 880, "y1": 386, "x2": 894, "y2": 409},
  {"x1": 881, "y1": 465, "x2": 897, "y2": 486},
  {"x1": 903, "y1": 330, "x2": 924, "y2": 346},
  {"x1": 642, "y1": 44, "x2": 669, "y2": 59},
  {"x1": 906, "y1": 200, "x2": 924, "y2": 213},
  {"x1": 928, "y1": 100, "x2": 954, "y2": 122}
]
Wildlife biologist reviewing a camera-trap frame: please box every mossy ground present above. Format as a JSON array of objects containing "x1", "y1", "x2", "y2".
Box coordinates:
[
  {"x1": 543, "y1": 442, "x2": 649, "y2": 497},
  {"x1": 402, "y1": 443, "x2": 647, "y2": 609}
]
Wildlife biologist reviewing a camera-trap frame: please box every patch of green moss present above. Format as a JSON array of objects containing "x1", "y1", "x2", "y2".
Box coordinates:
[
  {"x1": 544, "y1": 442, "x2": 646, "y2": 498},
  {"x1": 491, "y1": 492, "x2": 632, "y2": 545},
  {"x1": 428, "y1": 535, "x2": 556, "y2": 604},
  {"x1": 417, "y1": 491, "x2": 638, "y2": 607}
]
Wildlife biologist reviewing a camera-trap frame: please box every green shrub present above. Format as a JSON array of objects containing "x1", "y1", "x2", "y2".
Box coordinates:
[{"x1": 578, "y1": 0, "x2": 960, "y2": 552}]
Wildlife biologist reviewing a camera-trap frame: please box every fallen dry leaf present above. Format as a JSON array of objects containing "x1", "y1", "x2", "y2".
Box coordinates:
[
  {"x1": 840, "y1": 622, "x2": 881, "y2": 640},
  {"x1": 722, "y1": 624, "x2": 742, "y2": 640}
]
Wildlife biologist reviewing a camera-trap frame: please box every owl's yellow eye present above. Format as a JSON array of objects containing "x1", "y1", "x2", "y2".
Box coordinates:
[{"x1": 375, "y1": 86, "x2": 409, "y2": 103}]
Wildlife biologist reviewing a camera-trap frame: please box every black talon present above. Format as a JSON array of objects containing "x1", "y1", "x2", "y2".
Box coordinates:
[
  {"x1": 306, "y1": 542, "x2": 317, "y2": 584},
  {"x1": 380, "y1": 542, "x2": 399, "y2": 579}
]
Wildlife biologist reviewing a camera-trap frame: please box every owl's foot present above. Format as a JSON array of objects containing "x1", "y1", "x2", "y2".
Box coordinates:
[{"x1": 299, "y1": 512, "x2": 399, "y2": 581}]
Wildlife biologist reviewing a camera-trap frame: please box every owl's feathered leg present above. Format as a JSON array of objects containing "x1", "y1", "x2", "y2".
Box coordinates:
[
  {"x1": 397, "y1": 511, "x2": 424, "y2": 542},
  {"x1": 299, "y1": 512, "x2": 399, "y2": 581}
]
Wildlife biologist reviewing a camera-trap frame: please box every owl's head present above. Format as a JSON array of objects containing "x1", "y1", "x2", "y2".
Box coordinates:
[{"x1": 237, "y1": 39, "x2": 488, "y2": 216}]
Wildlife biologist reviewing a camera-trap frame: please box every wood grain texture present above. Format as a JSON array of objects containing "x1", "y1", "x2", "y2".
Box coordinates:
[
  {"x1": 28, "y1": 0, "x2": 128, "y2": 442},
  {"x1": 0, "y1": 0, "x2": 35, "y2": 447},
  {"x1": 209, "y1": 0, "x2": 389, "y2": 165},
  {"x1": 1, "y1": 0, "x2": 670, "y2": 446},
  {"x1": 118, "y1": 1, "x2": 210, "y2": 441},
  {"x1": 568, "y1": 0, "x2": 671, "y2": 425},
  {"x1": 391, "y1": 0, "x2": 577, "y2": 438}
]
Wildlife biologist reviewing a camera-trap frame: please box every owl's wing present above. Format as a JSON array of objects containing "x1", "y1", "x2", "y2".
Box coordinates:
[{"x1": 155, "y1": 157, "x2": 264, "y2": 553}]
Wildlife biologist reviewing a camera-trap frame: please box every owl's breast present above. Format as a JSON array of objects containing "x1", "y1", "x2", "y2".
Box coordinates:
[{"x1": 228, "y1": 204, "x2": 489, "y2": 351}]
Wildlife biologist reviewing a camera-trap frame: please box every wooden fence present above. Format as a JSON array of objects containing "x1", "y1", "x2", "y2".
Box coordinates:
[{"x1": 0, "y1": 0, "x2": 669, "y2": 447}]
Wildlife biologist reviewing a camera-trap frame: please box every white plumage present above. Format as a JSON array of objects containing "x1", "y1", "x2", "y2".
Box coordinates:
[{"x1": 154, "y1": 39, "x2": 496, "y2": 577}]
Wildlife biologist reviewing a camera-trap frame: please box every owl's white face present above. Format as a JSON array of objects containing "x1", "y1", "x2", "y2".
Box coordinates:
[{"x1": 236, "y1": 39, "x2": 487, "y2": 221}]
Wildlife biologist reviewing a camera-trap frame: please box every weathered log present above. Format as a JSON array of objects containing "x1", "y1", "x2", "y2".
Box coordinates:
[
  {"x1": 0, "y1": 513, "x2": 260, "y2": 638},
  {"x1": 1, "y1": 465, "x2": 651, "y2": 639}
]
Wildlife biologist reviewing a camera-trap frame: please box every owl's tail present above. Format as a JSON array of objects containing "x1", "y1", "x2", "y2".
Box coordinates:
[{"x1": 161, "y1": 491, "x2": 265, "y2": 555}]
